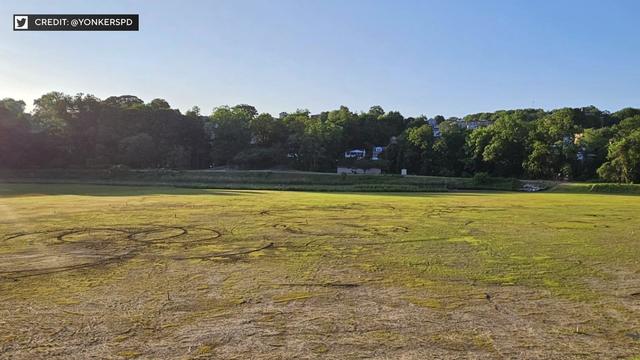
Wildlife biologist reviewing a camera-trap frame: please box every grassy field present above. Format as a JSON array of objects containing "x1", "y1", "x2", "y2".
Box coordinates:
[{"x1": 1, "y1": 183, "x2": 639, "y2": 359}]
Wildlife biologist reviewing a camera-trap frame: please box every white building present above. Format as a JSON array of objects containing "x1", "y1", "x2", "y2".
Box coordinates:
[{"x1": 344, "y1": 149, "x2": 366, "y2": 160}]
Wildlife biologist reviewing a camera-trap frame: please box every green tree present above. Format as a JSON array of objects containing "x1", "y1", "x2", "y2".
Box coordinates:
[
  {"x1": 103, "y1": 95, "x2": 144, "y2": 109},
  {"x1": 33, "y1": 91, "x2": 73, "y2": 134},
  {"x1": 524, "y1": 109, "x2": 580, "y2": 179},
  {"x1": 575, "y1": 127, "x2": 614, "y2": 179},
  {"x1": 597, "y1": 129, "x2": 640, "y2": 183},
  {"x1": 207, "y1": 106, "x2": 253, "y2": 166},
  {"x1": 597, "y1": 117, "x2": 640, "y2": 183},
  {"x1": 148, "y1": 98, "x2": 171, "y2": 110},
  {"x1": 468, "y1": 113, "x2": 531, "y2": 177},
  {"x1": 0, "y1": 98, "x2": 39, "y2": 168},
  {"x1": 407, "y1": 124, "x2": 434, "y2": 150},
  {"x1": 402, "y1": 124, "x2": 435, "y2": 174},
  {"x1": 432, "y1": 121, "x2": 469, "y2": 176},
  {"x1": 250, "y1": 113, "x2": 287, "y2": 147},
  {"x1": 612, "y1": 108, "x2": 640, "y2": 124},
  {"x1": 118, "y1": 133, "x2": 156, "y2": 168},
  {"x1": 186, "y1": 106, "x2": 201, "y2": 118}
]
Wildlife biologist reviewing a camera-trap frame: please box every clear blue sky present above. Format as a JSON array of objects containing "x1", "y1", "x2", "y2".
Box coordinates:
[{"x1": 1, "y1": 0, "x2": 639, "y2": 117}]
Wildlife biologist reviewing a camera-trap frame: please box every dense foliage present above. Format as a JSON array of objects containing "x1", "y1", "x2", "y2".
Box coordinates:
[{"x1": 1, "y1": 92, "x2": 639, "y2": 182}]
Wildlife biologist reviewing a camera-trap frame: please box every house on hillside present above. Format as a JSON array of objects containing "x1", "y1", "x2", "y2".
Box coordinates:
[
  {"x1": 427, "y1": 118, "x2": 442, "y2": 137},
  {"x1": 338, "y1": 145, "x2": 386, "y2": 175},
  {"x1": 344, "y1": 149, "x2": 366, "y2": 160},
  {"x1": 458, "y1": 119, "x2": 491, "y2": 130}
]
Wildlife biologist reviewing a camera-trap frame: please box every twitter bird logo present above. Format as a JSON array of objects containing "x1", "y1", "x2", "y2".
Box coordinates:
[{"x1": 14, "y1": 16, "x2": 28, "y2": 30}]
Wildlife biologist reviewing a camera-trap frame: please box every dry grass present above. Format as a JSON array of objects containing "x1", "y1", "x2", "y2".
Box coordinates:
[{"x1": 0, "y1": 183, "x2": 639, "y2": 359}]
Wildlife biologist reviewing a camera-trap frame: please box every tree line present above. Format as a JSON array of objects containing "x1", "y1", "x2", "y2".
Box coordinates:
[{"x1": 1, "y1": 92, "x2": 639, "y2": 183}]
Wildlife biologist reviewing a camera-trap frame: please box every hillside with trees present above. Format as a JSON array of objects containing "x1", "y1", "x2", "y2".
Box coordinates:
[{"x1": 1, "y1": 92, "x2": 639, "y2": 183}]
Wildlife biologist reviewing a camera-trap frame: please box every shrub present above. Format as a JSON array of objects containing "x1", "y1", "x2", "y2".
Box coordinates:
[
  {"x1": 337, "y1": 158, "x2": 389, "y2": 170},
  {"x1": 472, "y1": 172, "x2": 490, "y2": 185},
  {"x1": 589, "y1": 183, "x2": 640, "y2": 194},
  {"x1": 232, "y1": 147, "x2": 286, "y2": 169},
  {"x1": 108, "y1": 164, "x2": 130, "y2": 177}
]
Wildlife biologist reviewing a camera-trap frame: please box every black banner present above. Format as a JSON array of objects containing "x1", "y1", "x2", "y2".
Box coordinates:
[{"x1": 13, "y1": 14, "x2": 139, "y2": 31}]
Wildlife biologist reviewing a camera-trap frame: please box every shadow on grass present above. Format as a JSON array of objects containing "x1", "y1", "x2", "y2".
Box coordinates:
[
  {"x1": 0, "y1": 182, "x2": 260, "y2": 197},
  {"x1": 0, "y1": 181, "x2": 508, "y2": 199}
]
